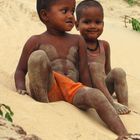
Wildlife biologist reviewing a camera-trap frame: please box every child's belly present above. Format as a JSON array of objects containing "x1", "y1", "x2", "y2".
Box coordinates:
[{"x1": 51, "y1": 59, "x2": 79, "y2": 82}]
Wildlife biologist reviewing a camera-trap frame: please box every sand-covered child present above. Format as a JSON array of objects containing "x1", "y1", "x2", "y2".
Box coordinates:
[
  {"x1": 14, "y1": 0, "x2": 137, "y2": 139},
  {"x1": 76, "y1": 0, "x2": 130, "y2": 115}
]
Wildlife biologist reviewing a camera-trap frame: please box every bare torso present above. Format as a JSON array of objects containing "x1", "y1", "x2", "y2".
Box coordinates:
[
  {"x1": 39, "y1": 43, "x2": 79, "y2": 82},
  {"x1": 87, "y1": 40, "x2": 107, "y2": 79},
  {"x1": 38, "y1": 32, "x2": 81, "y2": 82},
  {"x1": 15, "y1": 31, "x2": 91, "y2": 91}
]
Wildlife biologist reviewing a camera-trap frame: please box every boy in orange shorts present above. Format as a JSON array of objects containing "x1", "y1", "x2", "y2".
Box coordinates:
[{"x1": 14, "y1": 0, "x2": 136, "y2": 139}]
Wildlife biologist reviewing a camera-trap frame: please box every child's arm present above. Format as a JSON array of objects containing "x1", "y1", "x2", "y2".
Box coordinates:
[
  {"x1": 14, "y1": 36, "x2": 39, "y2": 93},
  {"x1": 92, "y1": 41, "x2": 114, "y2": 105},
  {"x1": 78, "y1": 36, "x2": 92, "y2": 87},
  {"x1": 104, "y1": 41, "x2": 111, "y2": 74}
]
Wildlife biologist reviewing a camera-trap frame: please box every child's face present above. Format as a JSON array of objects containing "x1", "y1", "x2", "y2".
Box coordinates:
[
  {"x1": 76, "y1": 6, "x2": 104, "y2": 41},
  {"x1": 45, "y1": 0, "x2": 75, "y2": 32}
]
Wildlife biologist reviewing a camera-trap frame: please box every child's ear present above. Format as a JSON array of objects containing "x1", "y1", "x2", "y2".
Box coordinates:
[
  {"x1": 75, "y1": 20, "x2": 79, "y2": 31},
  {"x1": 40, "y1": 9, "x2": 48, "y2": 22}
]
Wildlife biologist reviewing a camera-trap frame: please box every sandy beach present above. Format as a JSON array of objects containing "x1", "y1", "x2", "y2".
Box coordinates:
[{"x1": 0, "y1": 0, "x2": 140, "y2": 139}]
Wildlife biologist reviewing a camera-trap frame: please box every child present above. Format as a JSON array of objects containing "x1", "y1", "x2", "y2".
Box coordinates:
[
  {"x1": 76, "y1": 0, "x2": 130, "y2": 115},
  {"x1": 15, "y1": 0, "x2": 134, "y2": 139}
]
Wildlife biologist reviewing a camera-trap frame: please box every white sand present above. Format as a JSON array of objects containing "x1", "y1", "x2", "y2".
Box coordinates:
[{"x1": 0, "y1": 0, "x2": 140, "y2": 139}]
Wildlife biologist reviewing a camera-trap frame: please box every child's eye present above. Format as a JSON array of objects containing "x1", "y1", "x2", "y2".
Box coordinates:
[
  {"x1": 96, "y1": 20, "x2": 103, "y2": 24},
  {"x1": 83, "y1": 19, "x2": 91, "y2": 24},
  {"x1": 61, "y1": 9, "x2": 67, "y2": 14}
]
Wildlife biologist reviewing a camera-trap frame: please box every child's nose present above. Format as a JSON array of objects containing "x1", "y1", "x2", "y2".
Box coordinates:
[
  {"x1": 67, "y1": 11, "x2": 74, "y2": 18},
  {"x1": 90, "y1": 23, "x2": 96, "y2": 28}
]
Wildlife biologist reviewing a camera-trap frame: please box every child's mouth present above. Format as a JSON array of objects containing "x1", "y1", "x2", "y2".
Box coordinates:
[
  {"x1": 87, "y1": 29, "x2": 97, "y2": 33},
  {"x1": 66, "y1": 20, "x2": 73, "y2": 25}
]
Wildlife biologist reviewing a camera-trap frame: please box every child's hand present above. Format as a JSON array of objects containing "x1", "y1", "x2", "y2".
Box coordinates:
[{"x1": 17, "y1": 89, "x2": 29, "y2": 95}]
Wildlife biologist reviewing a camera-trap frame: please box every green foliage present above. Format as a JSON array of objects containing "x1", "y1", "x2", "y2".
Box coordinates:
[
  {"x1": 127, "y1": 0, "x2": 135, "y2": 5},
  {"x1": 0, "y1": 104, "x2": 14, "y2": 122},
  {"x1": 131, "y1": 18, "x2": 140, "y2": 31},
  {"x1": 125, "y1": 0, "x2": 140, "y2": 6},
  {"x1": 124, "y1": 15, "x2": 140, "y2": 32}
]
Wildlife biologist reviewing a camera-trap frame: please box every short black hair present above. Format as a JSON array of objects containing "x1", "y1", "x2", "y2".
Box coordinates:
[
  {"x1": 36, "y1": 0, "x2": 57, "y2": 21},
  {"x1": 76, "y1": 0, "x2": 104, "y2": 21}
]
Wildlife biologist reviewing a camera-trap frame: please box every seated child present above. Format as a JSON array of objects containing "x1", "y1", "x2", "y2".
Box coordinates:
[
  {"x1": 75, "y1": 0, "x2": 130, "y2": 115},
  {"x1": 14, "y1": 0, "x2": 137, "y2": 139}
]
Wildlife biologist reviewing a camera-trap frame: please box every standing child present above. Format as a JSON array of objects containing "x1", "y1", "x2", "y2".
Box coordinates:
[
  {"x1": 15, "y1": 0, "x2": 135, "y2": 139},
  {"x1": 76, "y1": 0, "x2": 130, "y2": 115}
]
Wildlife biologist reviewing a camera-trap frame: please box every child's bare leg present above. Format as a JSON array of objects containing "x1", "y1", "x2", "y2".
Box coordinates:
[
  {"x1": 89, "y1": 63, "x2": 129, "y2": 114},
  {"x1": 28, "y1": 50, "x2": 54, "y2": 102},
  {"x1": 73, "y1": 87, "x2": 128, "y2": 137},
  {"x1": 106, "y1": 68, "x2": 128, "y2": 106}
]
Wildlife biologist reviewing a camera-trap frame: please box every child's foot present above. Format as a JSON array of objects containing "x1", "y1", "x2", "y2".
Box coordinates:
[
  {"x1": 113, "y1": 102, "x2": 131, "y2": 115},
  {"x1": 117, "y1": 134, "x2": 140, "y2": 140}
]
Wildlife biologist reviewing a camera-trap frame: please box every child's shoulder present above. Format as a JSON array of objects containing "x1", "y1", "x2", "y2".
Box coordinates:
[
  {"x1": 99, "y1": 39, "x2": 110, "y2": 50},
  {"x1": 67, "y1": 33, "x2": 84, "y2": 40},
  {"x1": 99, "y1": 40, "x2": 110, "y2": 54},
  {"x1": 66, "y1": 33, "x2": 86, "y2": 46},
  {"x1": 23, "y1": 34, "x2": 44, "y2": 50},
  {"x1": 24, "y1": 33, "x2": 46, "y2": 48},
  {"x1": 26, "y1": 34, "x2": 42, "y2": 44},
  {"x1": 99, "y1": 40, "x2": 110, "y2": 47}
]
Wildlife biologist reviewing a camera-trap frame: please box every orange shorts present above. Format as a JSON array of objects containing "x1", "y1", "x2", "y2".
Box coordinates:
[{"x1": 48, "y1": 72, "x2": 84, "y2": 104}]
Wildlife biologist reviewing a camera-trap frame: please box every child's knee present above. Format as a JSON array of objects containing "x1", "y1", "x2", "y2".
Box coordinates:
[
  {"x1": 28, "y1": 50, "x2": 47, "y2": 65},
  {"x1": 112, "y1": 68, "x2": 126, "y2": 80},
  {"x1": 75, "y1": 87, "x2": 107, "y2": 108},
  {"x1": 28, "y1": 50, "x2": 52, "y2": 76},
  {"x1": 87, "y1": 88, "x2": 108, "y2": 106},
  {"x1": 28, "y1": 50, "x2": 51, "y2": 71}
]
